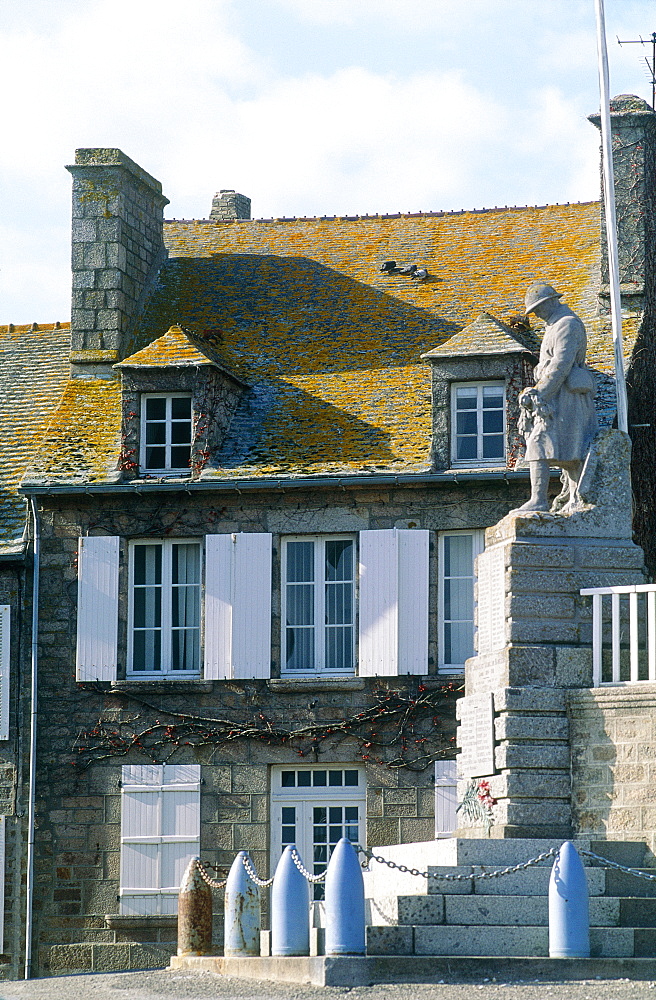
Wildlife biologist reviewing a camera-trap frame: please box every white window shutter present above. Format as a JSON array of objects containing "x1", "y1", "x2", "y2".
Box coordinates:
[
  {"x1": 397, "y1": 529, "x2": 429, "y2": 675},
  {"x1": 359, "y1": 529, "x2": 429, "y2": 676},
  {"x1": 204, "y1": 532, "x2": 272, "y2": 680},
  {"x1": 76, "y1": 536, "x2": 119, "y2": 682},
  {"x1": 434, "y1": 759, "x2": 458, "y2": 838},
  {"x1": 0, "y1": 606, "x2": 9, "y2": 741},
  {"x1": 120, "y1": 764, "x2": 200, "y2": 916}
]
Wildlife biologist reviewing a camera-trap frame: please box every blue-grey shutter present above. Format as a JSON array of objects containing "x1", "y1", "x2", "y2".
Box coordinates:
[
  {"x1": 0, "y1": 606, "x2": 9, "y2": 740},
  {"x1": 76, "y1": 536, "x2": 119, "y2": 681}
]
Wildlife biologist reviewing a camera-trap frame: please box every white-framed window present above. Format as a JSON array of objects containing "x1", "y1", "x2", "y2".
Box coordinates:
[
  {"x1": 434, "y1": 759, "x2": 458, "y2": 838},
  {"x1": 451, "y1": 382, "x2": 505, "y2": 465},
  {"x1": 438, "y1": 530, "x2": 484, "y2": 672},
  {"x1": 120, "y1": 764, "x2": 200, "y2": 915},
  {"x1": 271, "y1": 765, "x2": 365, "y2": 900},
  {"x1": 128, "y1": 539, "x2": 201, "y2": 675},
  {"x1": 140, "y1": 393, "x2": 193, "y2": 474},
  {"x1": 282, "y1": 535, "x2": 355, "y2": 675}
]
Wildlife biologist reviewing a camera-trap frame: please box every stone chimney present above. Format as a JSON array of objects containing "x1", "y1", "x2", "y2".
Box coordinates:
[
  {"x1": 210, "y1": 189, "x2": 251, "y2": 221},
  {"x1": 66, "y1": 148, "x2": 169, "y2": 372},
  {"x1": 589, "y1": 95, "x2": 656, "y2": 313}
]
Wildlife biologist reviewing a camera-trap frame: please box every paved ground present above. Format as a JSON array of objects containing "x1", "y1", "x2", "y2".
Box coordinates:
[{"x1": 1, "y1": 971, "x2": 656, "y2": 1000}]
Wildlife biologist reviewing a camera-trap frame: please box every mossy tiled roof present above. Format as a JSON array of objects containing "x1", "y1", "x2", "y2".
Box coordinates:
[
  {"x1": 0, "y1": 323, "x2": 70, "y2": 545},
  {"x1": 25, "y1": 201, "x2": 630, "y2": 487}
]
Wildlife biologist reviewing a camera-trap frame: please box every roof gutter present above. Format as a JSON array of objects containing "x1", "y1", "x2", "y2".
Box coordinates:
[
  {"x1": 24, "y1": 498, "x2": 40, "y2": 979},
  {"x1": 19, "y1": 469, "x2": 529, "y2": 498}
]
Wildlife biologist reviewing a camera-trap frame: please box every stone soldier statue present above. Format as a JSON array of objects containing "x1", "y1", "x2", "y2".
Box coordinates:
[{"x1": 516, "y1": 282, "x2": 597, "y2": 512}]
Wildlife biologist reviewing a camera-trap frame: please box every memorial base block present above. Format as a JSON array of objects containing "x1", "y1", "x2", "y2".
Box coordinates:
[{"x1": 459, "y1": 486, "x2": 646, "y2": 839}]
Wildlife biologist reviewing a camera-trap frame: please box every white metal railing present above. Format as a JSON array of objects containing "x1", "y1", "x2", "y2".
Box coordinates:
[{"x1": 580, "y1": 584, "x2": 656, "y2": 686}]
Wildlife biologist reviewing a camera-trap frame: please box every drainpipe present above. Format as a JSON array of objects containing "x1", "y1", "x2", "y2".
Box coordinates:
[{"x1": 24, "y1": 498, "x2": 40, "y2": 979}]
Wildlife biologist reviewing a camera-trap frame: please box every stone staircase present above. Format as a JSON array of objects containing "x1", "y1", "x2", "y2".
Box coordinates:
[{"x1": 363, "y1": 838, "x2": 656, "y2": 958}]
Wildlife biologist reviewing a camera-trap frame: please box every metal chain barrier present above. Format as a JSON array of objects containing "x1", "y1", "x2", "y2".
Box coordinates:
[
  {"x1": 355, "y1": 844, "x2": 558, "y2": 881},
  {"x1": 241, "y1": 853, "x2": 275, "y2": 887},
  {"x1": 196, "y1": 859, "x2": 228, "y2": 890},
  {"x1": 579, "y1": 848, "x2": 656, "y2": 882},
  {"x1": 291, "y1": 847, "x2": 327, "y2": 883}
]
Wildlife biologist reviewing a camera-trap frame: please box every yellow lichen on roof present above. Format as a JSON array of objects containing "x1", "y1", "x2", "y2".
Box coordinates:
[
  {"x1": 0, "y1": 323, "x2": 70, "y2": 541},
  {"x1": 117, "y1": 324, "x2": 216, "y2": 368},
  {"x1": 26, "y1": 379, "x2": 122, "y2": 483},
  {"x1": 249, "y1": 365, "x2": 431, "y2": 474}
]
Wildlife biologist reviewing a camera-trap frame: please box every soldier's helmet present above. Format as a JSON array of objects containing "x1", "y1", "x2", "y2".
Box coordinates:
[{"x1": 524, "y1": 281, "x2": 563, "y2": 315}]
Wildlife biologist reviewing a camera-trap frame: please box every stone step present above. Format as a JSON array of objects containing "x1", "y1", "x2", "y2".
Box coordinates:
[
  {"x1": 426, "y1": 865, "x2": 608, "y2": 897},
  {"x1": 365, "y1": 924, "x2": 638, "y2": 958},
  {"x1": 367, "y1": 893, "x2": 623, "y2": 927}
]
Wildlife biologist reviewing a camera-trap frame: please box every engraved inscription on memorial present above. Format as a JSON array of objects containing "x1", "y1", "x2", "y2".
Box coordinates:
[
  {"x1": 477, "y1": 545, "x2": 506, "y2": 654},
  {"x1": 457, "y1": 692, "x2": 496, "y2": 778}
]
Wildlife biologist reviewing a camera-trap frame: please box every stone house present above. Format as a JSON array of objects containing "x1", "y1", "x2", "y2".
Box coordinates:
[{"x1": 0, "y1": 95, "x2": 654, "y2": 978}]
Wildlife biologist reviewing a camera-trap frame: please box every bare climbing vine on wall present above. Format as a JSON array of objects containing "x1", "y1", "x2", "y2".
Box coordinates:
[{"x1": 72, "y1": 682, "x2": 461, "y2": 772}]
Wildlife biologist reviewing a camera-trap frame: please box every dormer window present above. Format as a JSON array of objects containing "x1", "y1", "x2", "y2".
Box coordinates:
[
  {"x1": 452, "y1": 382, "x2": 505, "y2": 465},
  {"x1": 140, "y1": 393, "x2": 192, "y2": 474}
]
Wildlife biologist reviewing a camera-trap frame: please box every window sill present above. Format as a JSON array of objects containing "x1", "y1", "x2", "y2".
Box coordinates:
[
  {"x1": 105, "y1": 914, "x2": 177, "y2": 931},
  {"x1": 269, "y1": 676, "x2": 365, "y2": 693},
  {"x1": 113, "y1": 679, "x2": 213, "y2": 693}
]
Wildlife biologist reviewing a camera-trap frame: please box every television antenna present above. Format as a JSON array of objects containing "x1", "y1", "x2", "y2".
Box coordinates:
[{"x1": 617, "y1": 31, "x2": 656, "y2": 110}]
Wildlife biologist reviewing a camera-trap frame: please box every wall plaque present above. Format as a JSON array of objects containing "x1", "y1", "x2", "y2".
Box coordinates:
[
  {"x1": 477, "y1": 544, "x2": 506, "y2": 655},
  {"x1": 457, "y1": 692, "x2": 495, "y2": 778}
]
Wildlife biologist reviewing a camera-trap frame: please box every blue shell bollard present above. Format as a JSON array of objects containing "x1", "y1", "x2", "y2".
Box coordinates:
[
  {"x1": 271, "y1": 845, "x2": 310, "y2": 956},
  {"x1": 325, "y1": 837, "x2": 365, "y2": 955},
  {"x1": 549, "y1": 841, "x2": 590, "y2": 958},
  {"x1": 224, "y1": 851, "x2": 261, "y2": 957}
]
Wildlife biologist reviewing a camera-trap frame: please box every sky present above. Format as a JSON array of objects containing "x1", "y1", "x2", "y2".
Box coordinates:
[{"x1": 0, "y1": 0, "x2": 654, "y2": 324}]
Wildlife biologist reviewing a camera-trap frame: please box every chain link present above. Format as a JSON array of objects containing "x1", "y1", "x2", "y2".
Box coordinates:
[
  {"x1": 291, "y1": 848, "x2": 327, "y2": 883},
  {"x1": 355, "y1": 845, "x2": 558, "y2": 881},
  {"x1": 241, "y1": 853, "x2": 275, "y2": 887},
  {"x1": 195, "y1": 859, "x2": 227, "y2": 890},
  {"x1": 579, "y1": 848, "x2": 656, "y2": 882}
]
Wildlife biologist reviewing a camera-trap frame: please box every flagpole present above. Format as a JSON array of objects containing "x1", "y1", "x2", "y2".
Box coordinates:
[{"x1": 594, "y1": 0, "x2": 629, "y2": 434}]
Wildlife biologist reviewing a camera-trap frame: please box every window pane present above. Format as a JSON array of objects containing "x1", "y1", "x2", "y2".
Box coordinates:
[
  {"x1": 286, "y1": 584, "x2": 314, "y2": 626},
  {"x1": 171, "y1": 397, "x2": 191, "y2": 419},
  {"x1": 445, "y1": 578, "x2": 473, "y2": 622},
  {"x1": 325, "y1": 626, "x2": 354, "y2": 670},
  {"x1": 145, "y1": 398, "x2": 166, "y2": 420},
  {"x1": 171, "y1": 422, "x2": 191, "y2": 444},
  {"x1": 145, "y1": 446, "x2": 166, "y2": 469},
  {"x1": 455, "y1": 387, "x2": 477, "y2": 407},
  {"x1": 313, "y1": 771, "x2": 327, "y2": 787},
  {"x1": 146, "y1": 423, "x2": 166, "y2": 444},
  {"x1": 325, "y1": 539, "x2": 353, "y2": 582},
  {"x1": 170, "y1": 445, "x2": 191, "y2": 469},
  {"x1": 455, "y1": 437, "x2": 477, "y2": 460},
  {"x1": 444, "y1": 535, "x2": 472, "y2": 578},
  {"x1": 297, "y1": 772, "x2": 311, "y2": 787},
  {"x1": 132, "y1": 629, "x2": 161, "y2": 671},
  {"x1": 344, "y1": 770, "x2": 359, "y2": 786},
  {"x1": 325, "y1": 582, "x2": 352, "y2": 626},
  {"x1": 445, "y1": 621, "x2": 475, "y2": 665},
  {"x1": 285, "y1": 627, "x2": 314, "y2": 670},
  {"x1": 314, "y1": 807, "x2": 327, "y2": 823},
  {"x1": 482, "y1": 385, "x2": 504, "y2": 405},
  {"x1": 456, "y1": 411, "x2": 478, "y2": 435},
  {"x1": 329, "y1": 807, "x2": 342, "y2": 824},
  {"x1": 328, "y1": 771, "x2": 343, "y2": 786},
  {"x1": 482, "y1": 410, "x2": 503, "y2": 434},
  {"x1": 482, "y1": 435, "x2": 505, "y2": 459},
  {"x1": 281, "y1": 772, "x2": 295, "y2": 788},
  {"x1": 172, "y1": 544, "x2": 200, "y2": 587},
  {"x1": 287, "y1": 541, "x2": 314, "y2": 583}
]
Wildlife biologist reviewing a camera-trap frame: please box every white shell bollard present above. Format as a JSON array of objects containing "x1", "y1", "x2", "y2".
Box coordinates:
[
  {"x1": 325, "y1": 838, "x2": 365, "y2": 955},
  {"x1": 271, "y1": 845, "x2": 310, "y2": 956},
  {"x1": 549, "y1": 841, "x2": 590, "y2": 958},
  {"x1": 224, "y1": 851, "x2": 261, "y2": 957}
]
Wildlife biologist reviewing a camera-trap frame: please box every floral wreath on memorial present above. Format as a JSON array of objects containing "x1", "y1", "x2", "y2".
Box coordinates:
[{"x1": 71, "y1": 682, "x2": 460, "y2": 773}]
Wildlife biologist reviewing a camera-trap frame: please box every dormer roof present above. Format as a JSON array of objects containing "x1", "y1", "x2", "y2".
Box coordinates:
[
  {"x1": 116, "y1": 324, "x2": 216, "y2": 368},
  {"x1": 421, "y1": 312, "x2": 539, "y2": 361}
]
